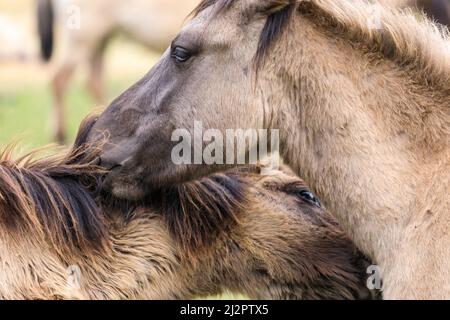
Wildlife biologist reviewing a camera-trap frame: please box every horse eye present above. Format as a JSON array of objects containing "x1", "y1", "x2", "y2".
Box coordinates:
[
  {"x1": 171, "y1": 47, "x2": 191, "y2": 63},
  {"x1": 299, "y1": 190, "x2": 321, "y2": 208}
]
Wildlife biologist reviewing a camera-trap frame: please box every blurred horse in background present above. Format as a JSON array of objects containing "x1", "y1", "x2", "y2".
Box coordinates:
[{"x1": 36, "y1": 0, "x2": 200, "y2": 143}]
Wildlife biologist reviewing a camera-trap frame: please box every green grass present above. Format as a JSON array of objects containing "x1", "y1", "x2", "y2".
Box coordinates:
[
  {"x1": 0, "y1": 81, "x2": 129, "y2": 150},
  {"x1": 0, "y1": 84, "x2": 83, "y2": 148}
]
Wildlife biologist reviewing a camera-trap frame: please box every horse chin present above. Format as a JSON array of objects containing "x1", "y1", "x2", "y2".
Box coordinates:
[
  {"x1": 100, "y1": 161, "x2": 216, "y2": 201},
  {"x1": 111, "y1": 183, "x2": 147, "y2": 201},
  {"x1": 102, "y1": 169, "x2": 147, "y2": 201}
]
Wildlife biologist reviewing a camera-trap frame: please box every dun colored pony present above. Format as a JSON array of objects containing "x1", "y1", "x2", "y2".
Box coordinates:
[
  {"x1": 0, "y1": 116, "x2": 372, "y2": 300},
  {"x1": 37, "y1": 0, "x2": 200, "y2": 143},
  {"x1": 89, "y1": 0, "x2": 450, "y2": 299}
]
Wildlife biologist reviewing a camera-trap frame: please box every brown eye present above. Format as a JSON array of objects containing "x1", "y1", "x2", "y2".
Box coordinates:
[
  {"x1": 171, "y1": 47, "x2": 191, "y2": 63},
  {"x1": 299, "y1": 190, "x2": 321, "y2": 208}
]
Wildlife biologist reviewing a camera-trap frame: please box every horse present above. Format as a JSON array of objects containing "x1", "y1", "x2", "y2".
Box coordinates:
[
  {"x1": 36, "y1": 0, "x2": 200, "y2": 143},
  {"x1": 88, "y1": 0, "x2": 450, "y2": 299},
  {"x1": 0, "y1": 115, "x2": 373, "y2": 300}
]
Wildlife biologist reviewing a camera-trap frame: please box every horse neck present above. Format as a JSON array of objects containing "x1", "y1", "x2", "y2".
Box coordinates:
[{"x1": 272, "y1": 17, "x2": 449, "y2": 263}]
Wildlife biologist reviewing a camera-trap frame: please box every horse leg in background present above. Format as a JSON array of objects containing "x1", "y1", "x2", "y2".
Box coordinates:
[
  {"x1": 87, "y1": 39, "x2": 110, "y2": 105},
  {"x1": 51, "y1": 40, "x2": 101, "y2": 144},
  {"x1": 52, "y1": 58, "x2": 77, "y2": 144}
]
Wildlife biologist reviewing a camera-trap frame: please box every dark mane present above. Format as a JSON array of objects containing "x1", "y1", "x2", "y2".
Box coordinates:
[
  {"x1": 98, "y1": 169, "x2": 248, "y2": 256},
  {"x1": 99, "y1": 170, "x2": 251, "y2": 255},
  {"x1": 147, "y1": 171, "x2": 247, "y2": 254},
  {"x1": 0, "y1": 139, "x2": 108, "y2": 256}
]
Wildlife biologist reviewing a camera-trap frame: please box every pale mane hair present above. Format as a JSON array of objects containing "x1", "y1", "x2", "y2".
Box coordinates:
[
  {"x1": 301, "y1": 0, "x2": 450, "y2": 89},
  {"x1": 195, "y1": 0, "x2": 450, "y2": 90}
]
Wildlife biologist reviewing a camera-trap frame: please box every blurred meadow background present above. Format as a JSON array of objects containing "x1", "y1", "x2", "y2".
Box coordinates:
[{"x1": 0, "y1": 0, "x2": 158, "y2": 150}]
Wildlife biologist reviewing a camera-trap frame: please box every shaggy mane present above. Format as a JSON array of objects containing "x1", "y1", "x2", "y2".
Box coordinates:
[
  {"x1": 146, "y1": 171, "x2": 248, "y2": 254},
  {"x1": 193, "y1": 0, "x2": 450, "y2": 89},
  {"x1": 0, "y1": 150, "x2": 107, "y2": 255},
  {"x1": 0, "y1": 117, "x2": 108, "y2": 256},
  {"x1": 300, "y1": 0, "x2": 450, "y2": 90}
]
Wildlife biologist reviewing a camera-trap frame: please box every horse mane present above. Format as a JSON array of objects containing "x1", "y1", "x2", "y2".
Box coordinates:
[
  {"x1": 145, "y1": 171, "x2": 248, "y2": 255},
  {"x1": 98, "y1": 172, "x2": 247, "y2": 257},
  {"x1": 300, "y1": 0, "x2": 450, "y2": 90},
  {"x1": 0, "y1": 114, "x2": 248, "y2": 257},
  {"x1": 0, "y1": 141, "x2": 108, "y2": 256},
  {"x1": 194, "y1": 0, "x2": 450, "y2": 90}
]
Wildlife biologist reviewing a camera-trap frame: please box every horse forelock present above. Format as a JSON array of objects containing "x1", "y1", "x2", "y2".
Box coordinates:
[
  {"x1": 192, "y1": 0, "x2": 296, "y2": 68},
  {"x1": 191, "y1": 0, "x2": 233, "y2": 17}
]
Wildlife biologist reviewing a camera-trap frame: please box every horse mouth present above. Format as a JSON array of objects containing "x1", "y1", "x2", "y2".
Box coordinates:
[
  {"x1": 99, "y1": 155, "x2": 124, "y2": 171},
  {"x1": 99, "y1": 165, "x2": 122, "y2": 190}
]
